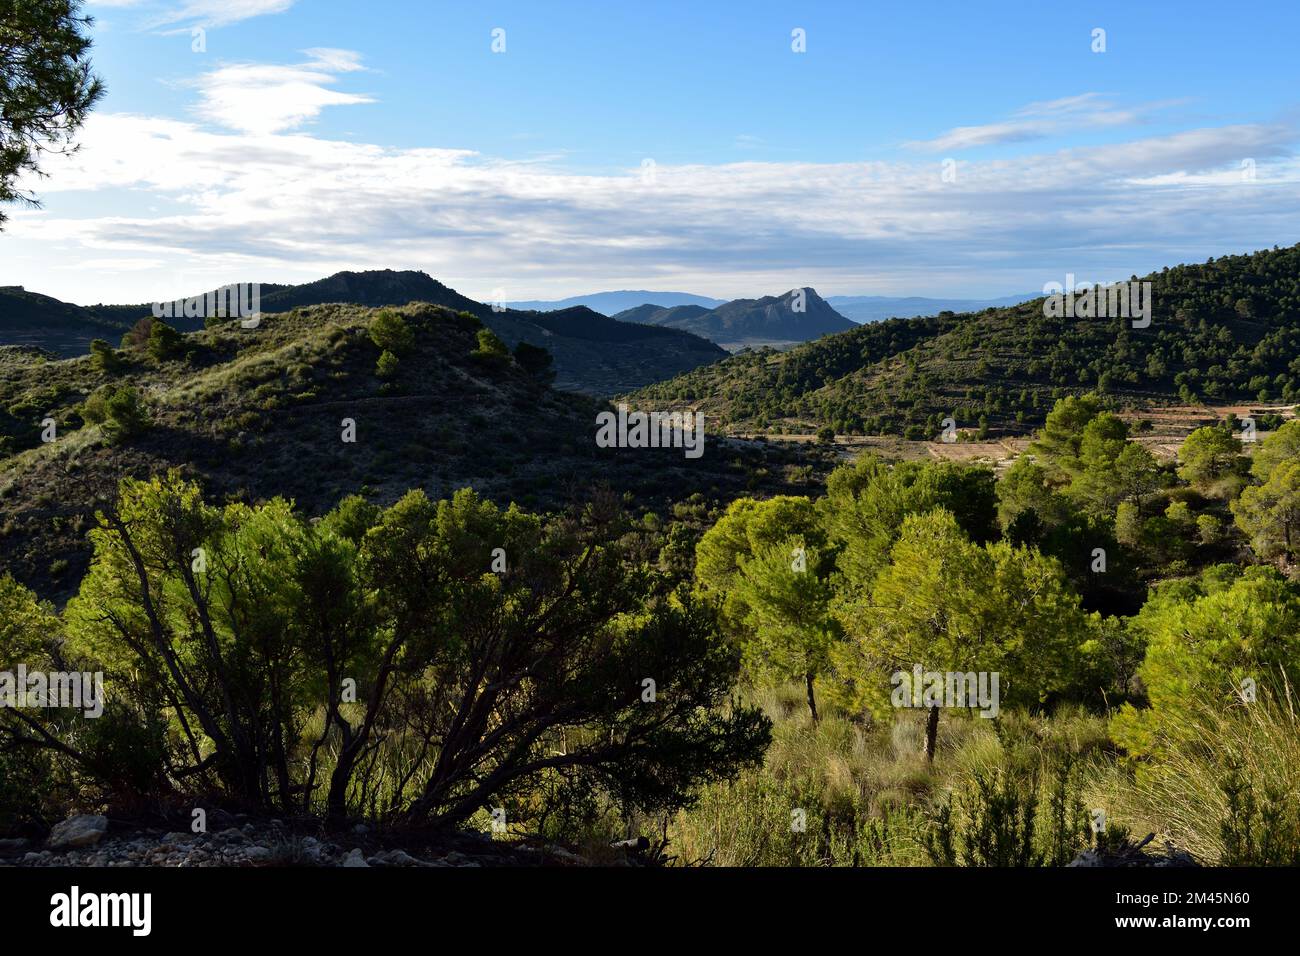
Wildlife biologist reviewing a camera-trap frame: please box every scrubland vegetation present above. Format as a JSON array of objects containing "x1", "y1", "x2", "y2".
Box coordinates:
[
  {"x1": 2, "y1": 340, "x2": 1299, "y2": 864},
  {"x1": 658, "y1": 397, "x2": 1300, "y2": 866}
]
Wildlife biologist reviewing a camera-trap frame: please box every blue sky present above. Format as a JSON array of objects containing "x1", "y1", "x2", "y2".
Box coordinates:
[{"x1": 4, "y1": 0, "x2": 1299, "y2": 304}]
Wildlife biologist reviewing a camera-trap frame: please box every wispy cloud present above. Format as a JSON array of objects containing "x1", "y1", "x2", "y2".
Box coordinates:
[
  {"x1": 906, "y1": 93, "x2": 1176, "y2": 152},
  {"x1": 89, "y1": 0, "x2": 296, "y2": 28},
  {"x1": 152, "y1": 0, "x2": 295, "y2": 29}
]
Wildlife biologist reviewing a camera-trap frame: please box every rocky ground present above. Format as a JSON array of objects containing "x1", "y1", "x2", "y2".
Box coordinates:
[
  {"x1": 2, "y1": 813, "x2": 1199, "y2": 868},
  {"x1": 0, "y1": 812, "x2": 602, "y2": 868},
  {"x1": 1066, "y1": 832, "x2": 1199, "y2": 868}
]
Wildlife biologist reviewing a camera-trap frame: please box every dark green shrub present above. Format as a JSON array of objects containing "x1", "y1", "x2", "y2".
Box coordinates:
[
  {"x1": 370, "y1": 310, "x2": 414, "y2": 354},
  {"x1": 89, "y1": 339, "x2": 122, "y2": 375},
  {"x1": 147, "y1": 319, "x2": 183, "y2": 361},
  {"x1": 375, "y1": 349, "x2": 399, "y2": 379},
  {"x1": 81, "y1": 384, "x2": 149, "y2": 443},
  {"x1": 471, "y1": 328, "x2": 510, "y2": 363}
]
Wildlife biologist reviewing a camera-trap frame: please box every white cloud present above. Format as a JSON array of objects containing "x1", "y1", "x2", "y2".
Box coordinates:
[
  {"x1": 5, "y1": 88, "x2": 1299, "y2": 303},
  {"x1": 186, "y1": 49, "x2": 373, "y2": 134}
]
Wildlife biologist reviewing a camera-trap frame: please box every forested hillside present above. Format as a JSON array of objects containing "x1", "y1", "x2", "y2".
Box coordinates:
[{"x1": 631, "y1": 244, "x2": 1300, "y2": 438}]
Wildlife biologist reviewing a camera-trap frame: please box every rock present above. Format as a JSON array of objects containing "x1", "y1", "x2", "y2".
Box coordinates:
[
  {"x1": 1067, "y1": 833, "x2": 1199, "y2": 868},
  {"x1": 48, "y1": 814, "x2": 109, "y2": 849},
  {"x1": 352, "y1": 823, "x2": 369, "y2": 835},
  {"x1": 160, "y1": 832, "x2": 195, "y2": 845},
  {"x1": 0, "y1": 838, "x2": 30, "y2": 855},
  {"x1": 542, "y1": 846, "x2": 587, "y2": 866},
  {"x1": 342, "y1": 848, "x2": 369, "y2": 867},
  {"x1": 244, "y1": 846, "x2": 273, "y2": 863},
  {"x1": 367, "y1": 848, "x2": 422, "y2": 867},
  {"x1": 214, "y1": 827, "x2": 248, "y2": 844}
]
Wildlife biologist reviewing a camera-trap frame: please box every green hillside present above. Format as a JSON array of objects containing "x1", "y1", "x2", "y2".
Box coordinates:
[
  {"x1": 629, "y1": 244, "x2": 1300, "y2": 437},
  {"x1": 0, "y1": 302, "x2": 821, "y2": 600},
  {"x1": 0, "y1": 270, "x2": 726, "y2": 395}
]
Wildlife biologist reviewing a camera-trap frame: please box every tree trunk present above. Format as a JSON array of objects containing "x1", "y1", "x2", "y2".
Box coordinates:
[
  {"x1": 805, "y1": 672, "x2": 819, "y2": 723},
  {"x1": 924, "y1": 705, "x2": 940, "y2": 763}
]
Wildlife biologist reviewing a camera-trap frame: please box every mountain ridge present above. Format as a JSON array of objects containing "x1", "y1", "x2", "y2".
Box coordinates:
[
  {"x1": 0, "y1": 270, "x2": 726, "y2": 396},
  {"x1": 506, "y1": 290, "x2": 725, "y2": 313},
  {"x1": 627, "y1": 244, "x2": 1300, "y2": 438},
  {"x1": 613, "y1": 287, "x2": 855, "y2": 350}
]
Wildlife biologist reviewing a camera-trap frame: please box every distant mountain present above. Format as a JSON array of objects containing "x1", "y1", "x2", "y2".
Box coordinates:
[
  {"x1": 481, "y1": 304, "x2": 726, "y2": 395},
  {"x1": 0, "y1": 271, "x2": 726, "y2": 396},
  {"x1": 825, "y1": 293, "x2": 1041, "y2": 324},
  {"x1": 627, "y1": 243, "x2": 1300, "y2": 438},
  {"x1": 613, "y1": 288, "x2": 856, "y2": 350},
  {"x1": 258, "y1": 271, "x2": 467, "y2": 313},
  {"x1": 609, "y1": 304, "x2": 712, "y2": 327},
  {"x1": 506, "y1": 291, "x2": 725, "y2": 314},
  {"x1": 0, "y1": 286, "x2": 153, "y2": 356},
  {"x1": 0, "y1": 282, "x2": 308, "y2": 356}
]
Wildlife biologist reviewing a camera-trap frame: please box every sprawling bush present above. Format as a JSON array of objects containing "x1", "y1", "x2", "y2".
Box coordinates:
[{"x1": 10, "y1": 473, "x2": 770, "y2": 829}]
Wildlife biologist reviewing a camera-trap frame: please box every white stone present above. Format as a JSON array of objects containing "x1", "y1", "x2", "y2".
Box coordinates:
[{"x1": 48, "y1": 814, "x2": 109, "y2": 849}]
